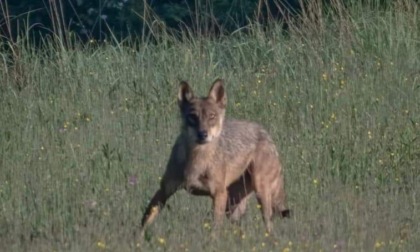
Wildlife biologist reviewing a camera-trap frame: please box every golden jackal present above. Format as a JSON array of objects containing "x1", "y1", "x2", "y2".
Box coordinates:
[{"x1": 140, "y1": 79, "x2": 289, "y2": 236}]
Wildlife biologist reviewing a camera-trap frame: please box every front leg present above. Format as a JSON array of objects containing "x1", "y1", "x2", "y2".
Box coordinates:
[
  {"x1": 139, "y1": 140, "x2": 185, "y2": 239},
  {"x1": 212, "y1": 189, "x2": 228, "y2": 230},
  {"x1": 139, "y1": 179, "x2": 181, "y2": 238}
]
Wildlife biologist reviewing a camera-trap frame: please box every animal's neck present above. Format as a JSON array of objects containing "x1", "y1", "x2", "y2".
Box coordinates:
[{"x1": 188, "y1": 139, "x2": 218, "y2": 157}]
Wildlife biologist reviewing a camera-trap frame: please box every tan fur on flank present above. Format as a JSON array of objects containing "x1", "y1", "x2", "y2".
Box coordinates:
[{"x1": 140, "y1": 79, "x2": 290, "y2": 237}]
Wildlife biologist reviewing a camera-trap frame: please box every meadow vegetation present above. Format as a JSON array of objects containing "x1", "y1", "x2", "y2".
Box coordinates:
[{"x1": 1, "y1": 0, "x2": 419, "y2": 251}]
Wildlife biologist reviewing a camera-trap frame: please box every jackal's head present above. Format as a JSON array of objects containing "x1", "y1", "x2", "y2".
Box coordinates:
[{"x1": 178, "y1": 79, "x2": 227, "y2": 144}]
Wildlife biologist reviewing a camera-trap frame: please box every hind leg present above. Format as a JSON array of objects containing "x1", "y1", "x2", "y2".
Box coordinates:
[
  {"x1": 255, "y1": 187, "x2": 274, "y2": 233},
  {"x1": 270, "y1": 165, "x2": 290, "y2": 218},
  {"x1": 227, "y1": 194, "x2": 252, "y2": 221},
  {"x1": 225, "y1": 172, "x2": 253, "y2": 221},
  {"x1": 251, "y1": 141, "x2": 286, "y2": 233},
  {"x1": 272, "y1": 180, "x2": 290, "y2": 218},
  {"x1": 252, "y1": 170, "x2": 274, "y2": 232}
]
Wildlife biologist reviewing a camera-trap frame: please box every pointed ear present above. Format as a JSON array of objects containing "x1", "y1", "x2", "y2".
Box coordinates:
[
  {"x1": 178, "y1": 81, "x2": 194, "y2": 107},
  {"x1": 208, "y1": 79, "x2": 227, "y2": 108}
]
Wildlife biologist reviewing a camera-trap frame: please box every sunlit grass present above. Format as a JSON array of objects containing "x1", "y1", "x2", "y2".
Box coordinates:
[{"x1": 1, "y1": 1, "x2": 420, "y2": 251}]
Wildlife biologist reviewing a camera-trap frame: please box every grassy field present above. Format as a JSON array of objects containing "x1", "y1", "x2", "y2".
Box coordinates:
[{"x1": 1, "y1": 1, "x2": 420, "y2": 251}]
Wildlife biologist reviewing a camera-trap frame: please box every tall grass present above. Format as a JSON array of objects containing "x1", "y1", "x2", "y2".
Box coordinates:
[{"x1": 1, "y1": 1, "x2": 419, "y2": 251}]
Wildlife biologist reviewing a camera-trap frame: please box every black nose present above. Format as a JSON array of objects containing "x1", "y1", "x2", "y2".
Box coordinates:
[{"x1": 197, "y1": 130, "x2": 208, "y2": 141}]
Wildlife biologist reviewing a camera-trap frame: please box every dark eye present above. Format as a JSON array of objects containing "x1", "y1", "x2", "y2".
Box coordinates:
[
  {"x1": 209, "y1": 113, "x2": 216, "y2": 120},
  {"x1": 186, "y1": 114, "x2": 198, "y2": 126}
]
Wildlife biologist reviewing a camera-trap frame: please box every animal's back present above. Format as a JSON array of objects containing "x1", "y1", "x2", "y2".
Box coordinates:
[
  {"x1": 218, "y1": 119, "x2": 277, "y2": 157},
  {"x1": 216, "y1": 119, "x2": 280, "y2": 184}
]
